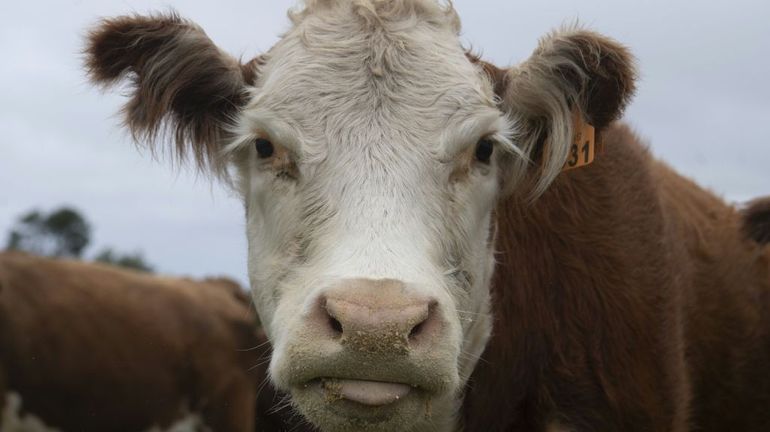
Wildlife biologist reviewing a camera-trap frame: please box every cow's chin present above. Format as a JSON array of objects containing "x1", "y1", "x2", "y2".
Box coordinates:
[
  {"x1": 291, "y1": 379, "x2": 434, "y2": 432},
  {"x1": 277, "y1": 348, "x2": 460, "y2": 431}
]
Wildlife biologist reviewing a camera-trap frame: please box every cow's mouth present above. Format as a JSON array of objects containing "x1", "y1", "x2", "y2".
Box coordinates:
[
  {"x1": 292, "y1": 377, "x2": 432, "y2": 430},
  {"x1": 316, "y1": 378, "x2": 414, "y2": 406}
]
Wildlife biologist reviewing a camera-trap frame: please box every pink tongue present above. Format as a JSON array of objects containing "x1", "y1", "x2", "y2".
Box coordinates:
[{"x1": 334, "y1": 379, "x2": 412, "y2": 406}]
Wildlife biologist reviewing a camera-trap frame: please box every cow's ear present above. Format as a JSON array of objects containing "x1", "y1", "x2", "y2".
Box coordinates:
[
  {"x1": 483, "y1": 28, "x2": 636, "y2": 196},
  {"x1": 85, "y1": 12, "x2": 259, "y2": 171}
]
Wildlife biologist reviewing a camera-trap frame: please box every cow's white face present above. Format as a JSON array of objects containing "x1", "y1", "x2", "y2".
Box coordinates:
[
  {"x1": 227, "y1": 4, "x2": 513, "y2": 430},
  {"x1": 86, "y1": 1, "x2": 635, "y2": 430}
]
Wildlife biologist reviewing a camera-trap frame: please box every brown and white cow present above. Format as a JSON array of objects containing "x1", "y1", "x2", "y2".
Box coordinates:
[
  {"x1": 84, "y1": 1, "x2": 770, "y2": 431},
  {"x1": 0, "y1": 251, "x2": 281, "y2": 432}
]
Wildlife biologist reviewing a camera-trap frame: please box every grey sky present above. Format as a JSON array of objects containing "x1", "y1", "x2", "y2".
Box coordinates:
[{"x1": 1, "y1": 0, "x2": 768, "y2": 286}]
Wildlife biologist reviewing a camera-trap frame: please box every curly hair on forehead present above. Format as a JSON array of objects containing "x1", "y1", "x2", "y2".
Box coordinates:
[{"x1": 288, "y1": 0, "x2": 461, "y2": 33}]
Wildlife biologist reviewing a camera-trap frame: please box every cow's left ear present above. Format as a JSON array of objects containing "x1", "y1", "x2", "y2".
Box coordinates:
[{"x1": 480, "y1": 29, "x2": 637, "y2": 196}]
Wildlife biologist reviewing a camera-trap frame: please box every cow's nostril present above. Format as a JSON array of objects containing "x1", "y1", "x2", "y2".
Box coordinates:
[
  {"x1": 408, "y1": 320, "x2": 425, "y2": 340},
  {"x1": 329, "y1": 316, "x2": 343, "y2": 335},
  {"x1": 409, "y1": 301, "x2": 437, "y2": 341}
]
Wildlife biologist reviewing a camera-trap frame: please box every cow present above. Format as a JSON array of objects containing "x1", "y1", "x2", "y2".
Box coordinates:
[
  {"x1": 83, "y1": 1, "x2": 770, "y2": 431},
  {"x1": 0, "y1": 251, "x2": 283, "y2": 432}
]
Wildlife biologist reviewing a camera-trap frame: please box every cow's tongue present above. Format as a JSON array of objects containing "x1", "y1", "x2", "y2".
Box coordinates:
[{"x1": 324, "y1": 379, "x2": 412, "y2": 406}]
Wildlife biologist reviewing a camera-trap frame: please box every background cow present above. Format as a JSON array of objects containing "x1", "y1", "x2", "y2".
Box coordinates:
[
  {"x1": 84, "y1": 1, "x2": 770, "y2": 431},
  {"x1": 0, "y1": 251, "x2": 282, "y2": 432}
]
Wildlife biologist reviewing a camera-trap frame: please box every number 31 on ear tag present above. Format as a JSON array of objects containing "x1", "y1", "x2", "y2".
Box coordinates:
[{"x1": 563, "y1": 111, "x2": 596, "y2": 172}]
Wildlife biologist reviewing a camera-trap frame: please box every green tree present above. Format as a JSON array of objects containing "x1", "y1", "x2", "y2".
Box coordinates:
[
  {"x1": 95, "y1": 248, "x2": 154, "y2": 273},
  {"x1": 6, "y1": 207, "x2": 91, "y2": 258},
  {"x1": 6, "y1": 206, "x2": 155, "y2": 272}
]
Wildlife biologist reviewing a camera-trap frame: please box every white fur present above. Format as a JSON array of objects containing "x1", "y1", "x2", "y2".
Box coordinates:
[
  {"x1": 1, "y1": 392, "x2": 209, "y2": 432},
  {"x1": 1, "y1": 393, "x2": 62, "y2": 432},
  {"x1": 145, "y1": 414, "x2": 209, "y2": 432},
  {"x1": 226, "y1": 1, "x2": 514, "y2": 430},
  {"x1": 87, "y1": 0, "x2": 605, "y2": 430}
]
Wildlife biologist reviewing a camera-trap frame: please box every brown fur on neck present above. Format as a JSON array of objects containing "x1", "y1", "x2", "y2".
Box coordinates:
[{"x1": 462, "y1": 123, "x2": 770, "y2": 431}]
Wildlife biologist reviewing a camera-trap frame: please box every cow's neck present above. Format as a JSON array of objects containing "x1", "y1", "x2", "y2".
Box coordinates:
[{"x1": 461, "y1": 124, "x2": 677, "y2": 431}]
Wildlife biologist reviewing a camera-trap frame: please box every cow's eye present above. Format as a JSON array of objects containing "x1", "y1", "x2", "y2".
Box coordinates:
[
  {"x1": 474, "y1": 138, "x2": 494, "y2": 164},
  {"x1": 255, "y1": 138, "x2": 274, "y2": 158}
]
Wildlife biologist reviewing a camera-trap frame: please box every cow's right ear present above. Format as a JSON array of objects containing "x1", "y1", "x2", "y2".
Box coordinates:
[{"x1": 85, "y1": 12, "x2": 259, "y2": 171}]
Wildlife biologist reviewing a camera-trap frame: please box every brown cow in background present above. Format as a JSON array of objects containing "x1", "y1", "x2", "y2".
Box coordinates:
[{"x1": 0, "y1": 252, "x2": 289, "y2": 432}]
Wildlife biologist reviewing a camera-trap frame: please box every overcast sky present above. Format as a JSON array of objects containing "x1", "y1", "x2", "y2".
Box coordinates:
[{"x1": 1, "y1": 0, "x2": 769, "y2": 287}]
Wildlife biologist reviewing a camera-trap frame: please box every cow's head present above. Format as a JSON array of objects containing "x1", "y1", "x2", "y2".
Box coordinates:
[{"x1": 86, "y1": 2, "x2": 635, "y2": 431}]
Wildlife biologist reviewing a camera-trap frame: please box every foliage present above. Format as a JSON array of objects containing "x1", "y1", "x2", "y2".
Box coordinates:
[
  {"x1": 6, "y1": 207, "x2": 91, "y2": 258},
  {"x1": 5, "y1": 206, "x2": 155, "y2": 273},
  {"x1": 94, "y1": 248, "x2": 154, "y2": 273}
]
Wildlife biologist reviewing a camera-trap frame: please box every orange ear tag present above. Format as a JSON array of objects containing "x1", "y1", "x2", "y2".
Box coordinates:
[{"x1": 562, "y1": 111, "x2": 596, "y2": 172}]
